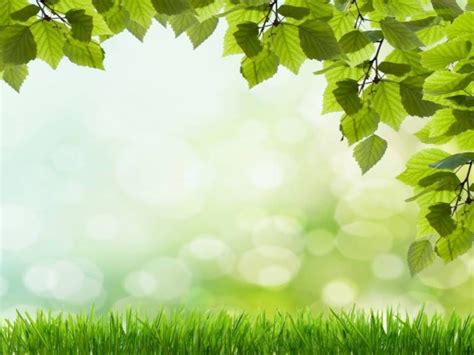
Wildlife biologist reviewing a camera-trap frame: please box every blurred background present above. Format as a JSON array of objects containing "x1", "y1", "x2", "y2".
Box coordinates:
[{"x1": 1, "y1": 22, "x2": 473, "y2": 319}]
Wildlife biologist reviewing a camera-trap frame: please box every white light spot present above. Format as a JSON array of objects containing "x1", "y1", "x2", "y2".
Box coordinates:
[
  {"x1": 50, "y1": 261, "x2": 85, "y2": 299},
  {"x1": 275, "y1": 117, "x2": 307, "y2": 143},
  {"x1": 336, "y1": 221, "x2": 393, "y2": 260},
  {"x1": 371, "y1": 254, "x2": 405, "y2": 280},
  {"x1": 257, "y1": 266, "x2": 292, "y2": 287},
  {"x1": 252, "y1": 215, "x2": 304, "y2": 253},
  {"x1": 179, "y1": 237, "x2": 235, "y2": 279},
  {"x1": 123, "y1": 271, "x2": 158, "y2": 297},
  {"x1": 238, "y1": 246, "x2": 300, "y2": 288},
  {"x1": 1, "y1": 204, "x2": 40, "y2": 251},
  {"x1": 86, "y1": 214, "x2": 119, "y2": 240},
  {"x1": 23, "y1": 265, "x2": 58, "y2": 294},
  {"x1": 247, "y1": 152, "x2": 289, "y2": 191},
  {"x1": 0, "y1": 277, "x2": 8, "y2": 296},
  {"x1": 124, "y1": 258, "x2": 192, "y2": 301},
  {"x1": 322, "y1": 280, "x2": 356, "y2": 307},
  {"x1": 305, "y1": 229, "x2": 335, "y2": 256},
  {"x1": 116, "y1": 138, "x2": 205, "y2": 218}
]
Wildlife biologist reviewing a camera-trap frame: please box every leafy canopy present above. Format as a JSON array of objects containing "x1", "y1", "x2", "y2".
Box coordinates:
[{"x1": 1, "y1": 0, "x2": 473, "y2": 275}]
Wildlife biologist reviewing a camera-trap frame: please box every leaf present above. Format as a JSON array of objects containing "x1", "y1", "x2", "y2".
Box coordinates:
[
  {"x1": 92, "y1": 0, "x2": 114, "y2": 13},
  {"x1": 353, "y1": 134, "x2": 387, "y2": 174},
  {"x1": 270, "y1": 23, "x2": 305, "y2": 74},
  {"x1": 187, "y1": 17, "x2": 218, "y2": 49},
  {"x1": 431, "y1": 0, "x2": 463, "y2": 21},
  {"x1": 340, "y1": 106, "x2": 380, "y2": 145},
  {"x1": 380, "y1": 17, "x2": 424, "y2": 50},
  {"x1": 397, "y1": 148, "x2": 450, "y2": 186},
  {"x1": 240, "y1": 48, "x2": 279, "y2": 88},
  {"x1": 430, "y1": 152, "x2": 474, "y2": 170},
  {"x1": 0, "y1": 0, "x2": 30, "y2": 26},
  {"x1": 424, "y1": 71, "x2": 474, "y2": 95},
  {"x1": 152, "y1": 0, "x2": 190, "y2": 15},
  {"x1": 298, "y1": 19, "x2": 340, "y2": 60},
  {"x1": 127, "y1": 19, "x2": 149, "y2": 41},
  {"x1": 124, "y1": 0, "x2": 155, "y2": 29},
  {"x1": 407, "y1": 240, "x2": 435, "y2": 276},
  {"x1": 446, "y1": 11, "x2": 474, "y2": 39},
  {"x1": 333, "y1": 79, "x2": 362, "y2": 115},
  {"x1": 421, "y1": 39, "x2": 471, "y2": 70},
  {"x1": 66, "y1": 9, "x2": 93, "y2": 42},
  {"x1": 2, "y1": 64, "x2": 28, "y2": 92},
  {"x1": 190, "y1": 0, "x2": 215, "y2": 8},
  {"x1": 63, "y1": 39, "x2": 105, "y2": 69},
  {"x1": 31, "y1": 21, "x2": 66, "y2": 69},
  {"x1": 0, "y1": 25, "x2": 37, "y2": 64},
  {"x1": 338, "y1": 30, "x2": 370, "y2": 54},
  {"x1": 104, "y1": 6, "x2": 131, "y2": 34},
  {"x1": 399, "y1": 76, "x2": 441, "y2": 117},
  {"x1": 277, "y1": 5, "x2": 309, "y2": 20},
  {"x1": 373, "y1": 0, "x2": 424, "y2": 19},
  {"x1": 10, "y1": 4, "x2": 39, "y2": 22},
  {"x1": 435, "y1": 229, "x2": 473, "y2": 262},
  {"x1": 426, "y1": 203, "x2": 456, "y2": 237},
  {"x1": 169, "y1": 12, "x2": 199, "y2": 37},
  {"x1": 233, "y1": 22, "x2": 262, "y2": 58},
  {"x1": 372, "y1": 81, "x2": 407, "y2": 130},
  {"x1": 377, "y1": 62, "x2": 411, "y2": 76}
]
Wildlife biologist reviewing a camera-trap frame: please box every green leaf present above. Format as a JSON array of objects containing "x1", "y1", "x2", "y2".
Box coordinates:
[
  {"x1": 2, "y1": 64, "x2": 28, "y2": 92},
  {"x1": 66, "y1": 9, "x2": 93, "y2": 42},
  {"x1": 10, "y1": 4, "x2": 39, "y2": 22},
  {"x1": 421, "y1": 39, "x2": 471, "y2": 70},
  {"x1": 338, "y1": 30, "x2": 370, "y2": 54},
  {"x1": 0, "y1": 0, "x2": 30, "y2": 26},
  {"x1": 353, "y1": 134, "x2": 387, "y2": 174},
  {"x1": 431, "y1": 0, "x2": 463, "y2": 21},
  {"x1": 223, "y1": 27, "x2": 242, "y2": 56},
  {"x1": 446, "y1": 11, "x2": 474, "y2": 39},
  {"x1": 407, "y1": 240, "x2": 435, "y2": 276},
  {"x1": 63, "y1": 39, "x2": 105, "y2": 69},
  {"x1": 270, "y1": 23, "x2": 305, "y2": 74},
  {"x1": 104, "y1": 7, "x2": 131, "y2": 34},
  {"x1": 377, "y1": 62, "x2": 411, "y2": 76},
  {"x1": 333, "y1": 79, "x2": 362, "y2": 115},
  {"x1": 424, "y1": 71, "x2": 474, "y2": 95},
  {"x1": 426, "y1": 203, "x2": 456, "y2": 237},
  {"x1": 430, "y1": 152, "x2": 474, "y2": 170},
  {"x1": 187, "y1": 17, "x2": 218, "y2": 49},
  {"x1": 277, "y1": 5, "x2": 309, "y2": 20},
  {"x1": 380, "y1": 17, "x2": 424, "y2": 50},
  {"x1": 340, "y1": 106, "x2": 380, "y2": 145},
  {"x1": 298, "y1": 19, "x2": 340, "y2": 60},
  {"x1": 233, "y1": 22, "x2": 262, "y2": 58},
  {"x1": 240, "y1": 48, "x2": 279, "y2": 88},
  {"x1": 152, "y1": 0, "x2": 190, "y2": 15},
  {"x1": 372, "y1": 81, "x2": 407, "y2": 130},
  {"x1": 0, "y1": 25, "x2": 37, "y2": 64},
  {"x1": 190, "y1": 0, "x2": 215, "y2": 8},
  {"x1": 124, "y1": 0, "x2": 155, "y2": 29},
  {"x1": 127, "y1": 19, "x2": 148, "y2": 41},
  {"x1": 30, "y1": 20, "x2": 66, "y2": 69},
  {"x1": 92, "y1": 0, "x2": 114, "y2": 13},
  {"x1": 435, "y1": 229, "x2": 473, "y2": 262},
  {"x1": 169, "y1": 12, "x2": 199, "y2": 37},
  {"x1": 399, "y1": 76, "x2": 441, "y2": 117},
  {"x1": 397, "y1": 148, "x2": 450, "y2": 186},
  {"x1": 373, "y1": 0, "x2": 424, "y2": 19}
]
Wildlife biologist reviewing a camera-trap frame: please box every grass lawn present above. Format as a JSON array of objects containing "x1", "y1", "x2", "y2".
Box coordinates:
[{"x1": 0, "y1": 308, "x2": 472, "y2": 354}]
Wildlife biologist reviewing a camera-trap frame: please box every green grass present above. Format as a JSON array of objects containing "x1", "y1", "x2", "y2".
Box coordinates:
[{"x1": 0, "y1": 308, "x2": 472, "y2": 354}]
